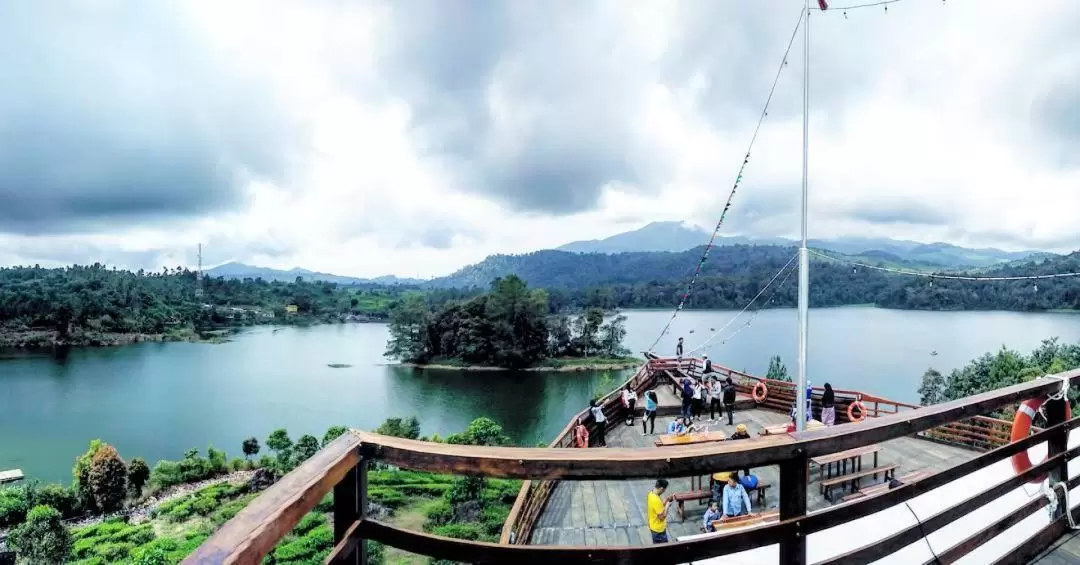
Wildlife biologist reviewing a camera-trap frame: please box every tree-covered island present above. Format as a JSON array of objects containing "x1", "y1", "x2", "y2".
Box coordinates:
[{"x1": 384, "y1": 275, "x2": 638, "y2": 370}]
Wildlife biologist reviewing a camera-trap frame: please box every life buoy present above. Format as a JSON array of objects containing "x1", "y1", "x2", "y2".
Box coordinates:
[
  {"x1": 1011, "y1": 397, "x2": 1072, "y2": 483},
  {"x1": 847, "y1": 401, "x2": 866, "y2": 422},
  {"x1": 752, "y1": 382, "x2": 768, "y2": 403}
]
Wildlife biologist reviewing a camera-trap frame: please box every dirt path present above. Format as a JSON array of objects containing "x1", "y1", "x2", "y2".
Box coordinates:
[{"x1": 383, "y1": 500, "x2": 431, "y2": 565}]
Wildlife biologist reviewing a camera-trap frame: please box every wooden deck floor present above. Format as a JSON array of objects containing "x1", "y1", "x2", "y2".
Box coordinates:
[
  {"x1": 529, "y1": 408, "x2": 979, "y2": 546},
  {"x1": 1029, "y1": 531, "x2": 1080, "y2": 564}
]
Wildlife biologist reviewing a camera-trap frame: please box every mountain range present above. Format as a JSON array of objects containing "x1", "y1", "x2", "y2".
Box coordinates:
[
  {"x1": 555, "y1": 221, "x2": 1050, "y2": 268},
  {"x1": 206, "y1": 262, "x2": 423, "y2": 286}
]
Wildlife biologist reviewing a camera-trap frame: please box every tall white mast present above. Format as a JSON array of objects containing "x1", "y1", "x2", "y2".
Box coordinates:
[{"x1": 795, "y1": 0, "x2": 811, "y2": 431}]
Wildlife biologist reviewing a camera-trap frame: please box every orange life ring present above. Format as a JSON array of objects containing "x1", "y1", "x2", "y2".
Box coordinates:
[
  {"x1": 752, "y1": 382, "x2": 768, "y2": 403},
  {"x1": 847, "y1": 401, "x2": 866, "y2": 422},
  {"x1": 1011, "y1": 397, "x2": 1072, "y2": 483}
]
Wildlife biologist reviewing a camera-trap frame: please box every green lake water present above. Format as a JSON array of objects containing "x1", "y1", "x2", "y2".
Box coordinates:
[{"x1": 3, "y1": 307, "x2": 1080, "y2": 483}]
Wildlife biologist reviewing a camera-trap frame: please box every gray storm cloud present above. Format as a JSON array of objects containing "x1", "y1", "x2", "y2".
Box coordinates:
[{"x1": 0, "y1": 2, "x2": 302, "y2": 234}]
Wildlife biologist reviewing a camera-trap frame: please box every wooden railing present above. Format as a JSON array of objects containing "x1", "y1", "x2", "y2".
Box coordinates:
[{"x1": 186, "y1": 368, "x2": 1080, "y2": 565}]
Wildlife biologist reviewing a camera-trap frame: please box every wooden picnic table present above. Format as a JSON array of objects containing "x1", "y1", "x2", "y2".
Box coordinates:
[
  {"x1": 810, "y1": 444, "x2": 882, "y2": 481},
  {"x1": 654, "y1": 430, "x2": 727, "y2": 446},
  {"x1": 760, "y1": 419, "x2": 824, "y2": 436}
]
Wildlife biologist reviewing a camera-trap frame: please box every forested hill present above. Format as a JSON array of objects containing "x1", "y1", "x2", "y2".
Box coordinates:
[{"x1": 429, "y1": 245, "x2": 1080, "y2": 312}]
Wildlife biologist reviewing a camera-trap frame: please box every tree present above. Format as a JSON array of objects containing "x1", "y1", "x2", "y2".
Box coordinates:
[
  {"x1": 242, "y1": 437, "x2": 261, "y2": 460},
  {"x1": 385, "y1": 294, "x2": 432, "y2": 362},
  {"x1": 445, "y1": 417, "x2": 509, "y2": 447},
  {"x1": 571, "y1": 308, "x2": 604, "y2": 356},
  {"x1": 322, "y1": 425, "x2": 349, "y2": 447},
  {"x1": 266, "y1": 429, "x2": 293, "y2": 453},
  {"x1": 7, "y1": 505, "x2": 71, "y2": 565},
  {"x1": 376, "y1": 417, "x2": 421, "y2": 440},
  {"x1": 88, "y1": 444, "x2": 128, "y2": 512},
  {"x1": 72, "y1": 439, "x2": 104, "y2": 509},
  {"x1": 128, "y1": 457, "x2": 151, "y2": 497},
  {"x1": 294, "y1": 435, "x2": 321, "y2": 463},
  {"x1": 918, "y1": 368, "x2": 946, "y2": 406},
  {"x1": 766, "y1": 355, "x2": 790, "y2": 382},
  {"x1": 598, "y1": 314, "x2": 630, "y2": 357}
]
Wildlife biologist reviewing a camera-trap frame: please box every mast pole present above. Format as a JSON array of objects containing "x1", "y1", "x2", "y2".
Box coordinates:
[{"x1": 796, "y1": 0, "x2": 810, "y2": 432}]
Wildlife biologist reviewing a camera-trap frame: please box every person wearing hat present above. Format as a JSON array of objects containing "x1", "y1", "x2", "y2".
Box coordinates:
[{"x1": 730, "y1": 424, "x2": 751, "y2": 440}]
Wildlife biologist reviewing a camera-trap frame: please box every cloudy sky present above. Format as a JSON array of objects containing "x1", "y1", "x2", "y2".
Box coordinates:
[{"x1": 2, "y1": 0, "x2": 1079, "y2": 278}]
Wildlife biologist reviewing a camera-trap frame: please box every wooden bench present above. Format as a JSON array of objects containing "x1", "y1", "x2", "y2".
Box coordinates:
[
  {"x1": 671, "y1": 490, "x2": 711, "y2": 522},
  {"x1": 841, "y1": 470, "x2": 931, "y2": 503},
  {"x1": 820, "y1": 463, "x2": 899, "y2": 501},
  {"x1": 811, "y1": 444, "x2": 882, "y2": 481}
]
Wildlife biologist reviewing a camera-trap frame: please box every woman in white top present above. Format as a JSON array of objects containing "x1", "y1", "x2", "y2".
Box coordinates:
[
  {"x1": 709, "y1": 378, "x2": 724, "y2": 421},
  {"x1": 589, "y1": 399, "x2": 607, "y2": 447},
  {"x1": 622, "y1": 385, "x2": 637, "y2": 426}
]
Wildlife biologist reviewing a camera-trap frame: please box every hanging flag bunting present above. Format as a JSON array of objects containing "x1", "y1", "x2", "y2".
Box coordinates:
[{"x1": 818, "y1": 0, "x2": 829, "y2": 9}]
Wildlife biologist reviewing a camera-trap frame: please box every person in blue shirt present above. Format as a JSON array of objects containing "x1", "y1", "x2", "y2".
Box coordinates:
[
  {"x1": 701, "y1": 500, "x2": 723, "y2": 533},
  {"x1": 642, "y1": 390, "x2": 658, "y2": 435},
  {"x1": 666, "y1": 417, "x2": 687, "y2": 435},
  {"x1": 722, "y1": 472, "x2": 752, "y2": 518}
]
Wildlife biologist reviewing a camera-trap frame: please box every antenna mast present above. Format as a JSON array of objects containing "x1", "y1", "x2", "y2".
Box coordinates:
[{"x1": 195, "y1": 243, "x2": 204, "y2": 300}]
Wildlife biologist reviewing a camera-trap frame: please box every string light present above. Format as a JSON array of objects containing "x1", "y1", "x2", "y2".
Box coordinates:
[{"x1": 645, "y1": 10, "x2": 805, "y2": 353}]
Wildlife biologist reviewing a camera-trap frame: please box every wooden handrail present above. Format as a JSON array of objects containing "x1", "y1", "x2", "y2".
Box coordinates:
[{"x1": 188, "y1": 368, "x2": 1080, "y2": 564}]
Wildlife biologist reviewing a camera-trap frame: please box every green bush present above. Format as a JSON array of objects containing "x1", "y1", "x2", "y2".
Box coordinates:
[
  {"x1": 164, "y1": 500, "x2": 196, "y2": 523},
  {"x1": 315, "y1": 493, "x2": 333, "y2": 513},
  {"x1": 0, "y1": 487, "x2": 29, "y2": 527},
  {"x1": 422, "y1": 499, "x2": 453, "y2": 530},
  {"x1": 273, "y1": 536, "x2": 317, "y2": 561},
  {"x1": 430, "y1": 522, "x2": 485, "y2": 541},
  {"x1": 192, "y1": 495, "x2": 218, "y2": 515},
  {"x1": 367, "y1": 487, "x2": 406, "y2": 509},
  {"x1": 95, "y1": 541, "x2": 136, "y2": 561},
  {"x1": 210, "y1": 497, "x2": 254, "y2": 527},
  {"x1": 397, "y1": 483, "x2": 451, "y2": 497},
  {"x1": 111, "y1": 523, "x2": 156, "y2": 545},
  {"x1": 293, "y1": 512, "x2": 325, "y2": 536}
]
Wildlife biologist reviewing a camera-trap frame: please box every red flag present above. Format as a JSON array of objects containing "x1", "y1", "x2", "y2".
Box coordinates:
[{"x1": 818, "y1": 0, "x2": 829, "y2": 9}]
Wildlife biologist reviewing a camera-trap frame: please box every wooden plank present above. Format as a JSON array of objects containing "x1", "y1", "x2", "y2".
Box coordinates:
[
  {"x1": 654, "y1": 431, "x2": 727, "y2": 446},
  {"x1": 581, "y1": 481, "x2": 602, "y2": 528},
  {"x1": 810, "y1": 445, "x2": 882, "y2": 466},
  {"x1": 325, "y1": 520, "x2": 361, "y2": 565},
  {"x1": 354, "y1": 517, "x2": 790, "y2": 564},
  {"x1": 182, "y1": 431, "x2": 363, "y2": 565}
]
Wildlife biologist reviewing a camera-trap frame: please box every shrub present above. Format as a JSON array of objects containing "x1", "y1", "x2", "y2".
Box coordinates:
[
  {"x1": 273, "y1": 536, "x2": 316, "y2": 561},
  {"x1": 88, "y1": 444, "x2": 128, "y2": 512},
  {"x1": 95, "y1": 541, "x2": 136, "y2": 561},
  {"x1": 0, "y1": 487, "x2": 29, "y2": 527},
  {"x1": 110, "y1": 523, "x2": 156, "y2": 545},
  {"x1": 366, "y1": 487, "x2": 406, "y2": 509},
  {"x1": 430, "y1": 522, "x2": 485, "y2": 541},
  {"x1": 128, "y1": 457, "x2": 151, "y2": 496},
  {"x1": 315, "y1": 493, "x2": 334, "y2": 513},
  {"x1": 293, "y1": 512, "x2": 325, "y2": 536},
  {"x1": 7, "y1": 505, "x2": 72, "y2": 564},
  {"x1": 422, "y1": 499, "x2": 453, "y2": 529}
]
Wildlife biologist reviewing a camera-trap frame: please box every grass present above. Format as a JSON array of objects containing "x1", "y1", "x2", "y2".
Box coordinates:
[{"x1": 542, "y1": 356, "x2": 640, "y2": 368}]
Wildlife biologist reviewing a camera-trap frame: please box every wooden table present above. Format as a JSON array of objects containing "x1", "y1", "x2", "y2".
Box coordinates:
[
  {"x1": 760, "y1": 419, "x2": 824, "y2": 436},
  {"x1": 811, "y1": 445, "x2": 882, "y2": 481},
  {"x1": 654, "y1": 430, "x2": 727, "y2": 446}
]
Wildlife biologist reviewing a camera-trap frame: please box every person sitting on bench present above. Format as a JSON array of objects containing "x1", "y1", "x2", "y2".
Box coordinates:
[
  {"x1": 701, "y1": 500, "x2": 722, "y2": 533},
  {"x1": 722, "y1": 471, "x2": 752, "y2": 518},
  {"x1": 667, "y1": 417, "x2": 688, "y2": 436},
  {"x1": 730, "y1": 424, "x2": 751, "y2": 440}
]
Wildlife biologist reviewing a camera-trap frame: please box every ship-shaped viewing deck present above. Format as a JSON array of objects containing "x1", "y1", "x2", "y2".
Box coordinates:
[{"x1": 528, "y1": 407, "x2": 978, "y2": 547}]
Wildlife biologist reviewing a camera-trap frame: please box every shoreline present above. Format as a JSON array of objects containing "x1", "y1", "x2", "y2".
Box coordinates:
[{"x1": 392, "y1": 359, "x2": 641, "y2": 372}]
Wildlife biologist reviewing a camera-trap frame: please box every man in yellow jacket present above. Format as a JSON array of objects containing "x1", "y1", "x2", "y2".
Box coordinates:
[{"x1": 647, "y1": 479, "x2": 673, "y2": 543}]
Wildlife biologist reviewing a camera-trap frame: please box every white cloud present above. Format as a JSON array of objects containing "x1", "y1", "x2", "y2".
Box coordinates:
[{"x1": 2, "y1": 0, "x2": 1079, "y2": 277}]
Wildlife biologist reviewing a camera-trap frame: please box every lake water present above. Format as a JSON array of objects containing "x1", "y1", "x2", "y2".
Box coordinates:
[{"x1": 3, "y1": 307, "x2": 1080, "y2": 484}]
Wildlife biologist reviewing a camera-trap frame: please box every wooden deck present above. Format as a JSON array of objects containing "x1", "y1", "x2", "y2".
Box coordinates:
[
  {"x1": 1029, "y1": 532, "x2": 1080, "y2": 564},
  {"x1": 528, "y1": 408, "x2": 979, "y2": 547}
]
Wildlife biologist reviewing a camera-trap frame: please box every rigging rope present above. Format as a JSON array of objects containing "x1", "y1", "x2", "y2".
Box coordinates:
[
  {"x1": 808, "y1": 249, "x2": 1080, "y2": 282},
  {"x1": 814, "y1": 0, "x2": 904, "y2": 12},
  {"x1": 646, "y1": 9, "x2": 805, "y2": 354},
  {"x1": 686, "y1": 252, "x2": 799, "y2": 356}
]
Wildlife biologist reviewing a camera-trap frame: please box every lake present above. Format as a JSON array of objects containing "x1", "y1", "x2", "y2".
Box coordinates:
[{"x1": 3, "y1": 307, "x2": 1080, "y2": 484}]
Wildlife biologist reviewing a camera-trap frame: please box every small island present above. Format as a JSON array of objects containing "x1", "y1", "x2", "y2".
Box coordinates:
[{"x1": 385, "y1": 275, "x2": 638, "y2": 370}]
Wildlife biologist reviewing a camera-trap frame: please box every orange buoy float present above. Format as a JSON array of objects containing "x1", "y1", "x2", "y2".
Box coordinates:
[
  {"x1": 752, "y1": 382, "x2": 768, "y2": 403},
  {"x1": 847, "y1": 401, "x2": 867, "y2": 422},
  {"x1": 1011, "y1": 397, "x2": 1072, "y2": 483}
]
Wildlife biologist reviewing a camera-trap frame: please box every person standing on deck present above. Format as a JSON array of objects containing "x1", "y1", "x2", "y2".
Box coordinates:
[
  {"x1": 622, "y1": 385, "x2": 637, "y2": 426},
  {"x1": 643, "y1": 390, "x2": 658, "y2": 435},
  {"x1": 722, "y1": 377, "x2": 738, "y2": 426},
  {"x1": 721, "y1": 472, "x2": 752, "y2": 518},
  {"x1": 680, "y1": 375, "x2": 694, "y2": 421},
  {"x1": 572, "y1": 418, "x2": 590, "y2": 448},
  {"x1": 702, "y1": 355, "x2": 714, "y2": 375},
  {"x1": 589, "y1": 399, "x2": 607, "y2": 447},
  {"x1": 709, "y1": 377, "x2": 724, "y2": 422},
  {"x1": 648, "y1": 479, "x2": 673, "y2": 543},
  {"x1": 676, "y1": 337, "x2": 684, "y2": 359},
  {"x1": 821, "y1": 382, "x2": 836, "y2": 426}
]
